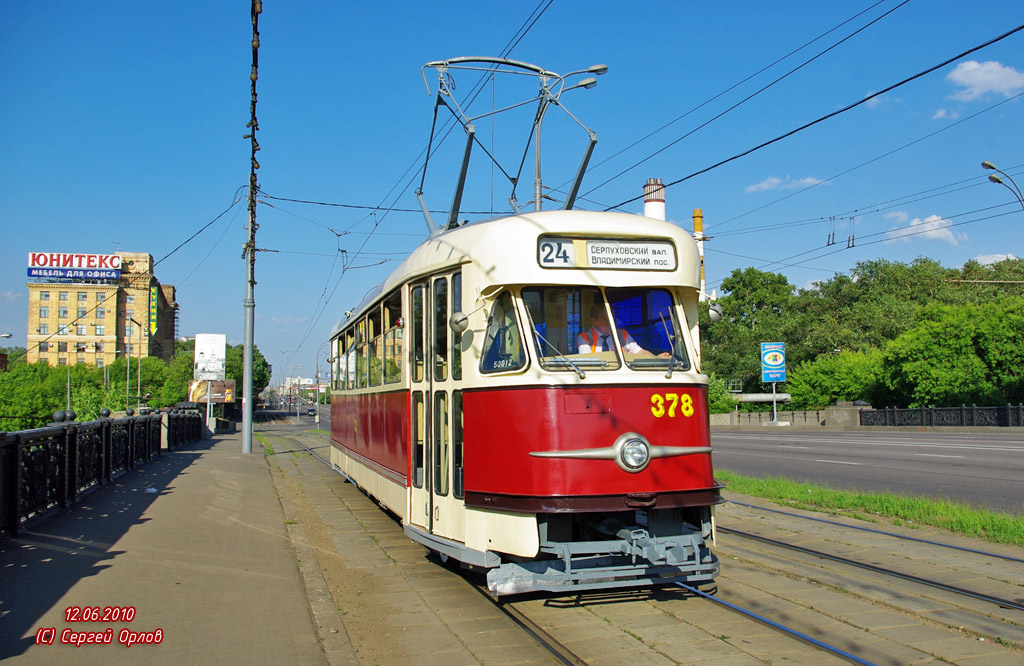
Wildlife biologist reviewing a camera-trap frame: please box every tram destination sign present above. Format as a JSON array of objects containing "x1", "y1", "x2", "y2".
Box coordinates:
[
  {"x1": 27, "y1": 252, "x2": 122, "y2": 280},
  {"x1": 538, "y1": 237, "x2": 676, "y2": 271}
]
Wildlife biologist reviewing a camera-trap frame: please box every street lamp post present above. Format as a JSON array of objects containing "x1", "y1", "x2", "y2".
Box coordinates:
[{"x1": 981, "y1": 161, "x2": 1024, "y2": 214}]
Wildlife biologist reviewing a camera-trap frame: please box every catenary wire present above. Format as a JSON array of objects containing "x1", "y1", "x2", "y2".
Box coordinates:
[{"x1": 602, "y1": 22, "x2": 1024, "y2": 212}]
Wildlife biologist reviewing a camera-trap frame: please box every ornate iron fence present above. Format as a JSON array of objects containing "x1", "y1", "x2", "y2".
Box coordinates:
[
  {"x1": 860, "y1": 404, "x2": 1024, "y2": 427},
  {"x1": 0, "y1": 411, "x2": 203, "y2": 538}
]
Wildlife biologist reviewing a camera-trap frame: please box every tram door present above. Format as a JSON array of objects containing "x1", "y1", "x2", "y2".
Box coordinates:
[{"x1": 408, "y1": 273, "x2": 465, "y2": 543}]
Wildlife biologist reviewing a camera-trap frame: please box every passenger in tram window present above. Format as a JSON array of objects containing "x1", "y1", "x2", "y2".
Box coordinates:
[{"x1": 577, "y1": 306, "x2": 669, "y2": 357}]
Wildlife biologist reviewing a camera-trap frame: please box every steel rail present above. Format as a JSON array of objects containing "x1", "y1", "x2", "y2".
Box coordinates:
[
  {"x1": 674, "y1": 583, "x2": 878, "y2": 665},
  {"x1": 727, "y1": 500, "x2": 1024, "y2": 564},
  {"x1": 719, "y1": 526, "x2": 1024, "y2": 612}
]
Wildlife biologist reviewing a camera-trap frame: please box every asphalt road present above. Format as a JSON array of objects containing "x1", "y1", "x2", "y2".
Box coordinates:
[{"x1": 711, "y1": 429, "x2": 1024, "y2": 515}]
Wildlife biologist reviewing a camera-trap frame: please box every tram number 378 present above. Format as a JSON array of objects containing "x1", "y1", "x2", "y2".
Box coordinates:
[{"x1": 650, "y1": 393, "x2": 695, "y2": 419}]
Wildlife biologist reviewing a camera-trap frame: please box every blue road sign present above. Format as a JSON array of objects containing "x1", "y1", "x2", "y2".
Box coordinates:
[{"x1": 761, "y1": 342, "x2": 786, "y2": 383}]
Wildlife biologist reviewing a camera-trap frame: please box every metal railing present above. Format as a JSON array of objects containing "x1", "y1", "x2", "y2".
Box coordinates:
[
  {"x1": 0, "y1": 411, "x2": 203, "y2": 538},
  {"x1": 860, "y1": 404, "x2": 1024, "y2": 428}
]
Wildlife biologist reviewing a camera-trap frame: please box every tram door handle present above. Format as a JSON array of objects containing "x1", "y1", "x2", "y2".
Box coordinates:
[{"x1": 434, "y1": 506, "x2": 440, "y2": 522}]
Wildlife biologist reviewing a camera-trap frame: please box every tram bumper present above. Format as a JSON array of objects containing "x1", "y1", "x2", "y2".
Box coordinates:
[{"x1": 486, "y1": 528, "x2": 719, "y2": 596}]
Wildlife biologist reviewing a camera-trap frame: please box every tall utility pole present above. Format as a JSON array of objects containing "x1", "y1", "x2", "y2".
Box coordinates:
[{"x1": 242, "y1": 0, "x2": 262, "y2": 454}]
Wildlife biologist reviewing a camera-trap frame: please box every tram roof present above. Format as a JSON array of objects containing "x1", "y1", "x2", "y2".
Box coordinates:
[{"x1": 330, "y1": 209, "x2": 700, "y2": 338}]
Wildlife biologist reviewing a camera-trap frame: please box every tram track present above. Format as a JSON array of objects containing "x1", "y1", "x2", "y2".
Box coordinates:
[
  {"x1": 719, "y1": 525, "x2": 1024, "y2": 613},
  {"x1": 271, "y1": 431, "x2": 1024, "y2": 663}
]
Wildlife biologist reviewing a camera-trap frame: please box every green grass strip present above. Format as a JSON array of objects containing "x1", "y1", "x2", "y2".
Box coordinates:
[{"x1": 716, "y1": 468, "x2": 1024, "y2": 547}]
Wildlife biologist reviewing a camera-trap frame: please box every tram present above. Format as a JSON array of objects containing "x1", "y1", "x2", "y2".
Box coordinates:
[{"x1": 326, "y1": 58, "x2": 720, "y2": 596}]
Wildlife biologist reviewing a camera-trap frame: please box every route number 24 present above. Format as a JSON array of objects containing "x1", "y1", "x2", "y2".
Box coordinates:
[
  {"x1": 651, "y1": 393, "x2": 694, "y2": 418},
  {"x1": 539, "y1": 241, "x2": 572, "y2": 266}
]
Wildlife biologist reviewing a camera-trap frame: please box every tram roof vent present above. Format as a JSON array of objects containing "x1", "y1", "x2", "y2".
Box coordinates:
[{"x1": 643, "y1": 178, "x2": 665, "y2": 221}]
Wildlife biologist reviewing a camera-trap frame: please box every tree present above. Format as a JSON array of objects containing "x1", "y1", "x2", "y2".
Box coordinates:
[
  {"x1": 705, "y1": 373, "x2": 736, "y2": 414},
  {"x1": 225, "y1": 344, "x2": 272, "y2": 397},
  {"x1": 787, "y1": 349, "x2": 883, "y2": 409},
  {"x1": 879, "y1": 299, "x2": 1024, "y2": 407}
]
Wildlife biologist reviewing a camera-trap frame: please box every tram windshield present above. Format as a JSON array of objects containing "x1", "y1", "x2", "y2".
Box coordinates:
[{"x1": 522, "y1": 286, "x2": 690, "y2": 373}]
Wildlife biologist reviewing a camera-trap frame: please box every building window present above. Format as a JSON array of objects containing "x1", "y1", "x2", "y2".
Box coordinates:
[
  {"x1": 58, "y1": 325, "x2": 69, "y2": 335},
  {"x1": 97, "y1": 292, "x2": 105, "y2": 301},
  {"x1": 40, "y1": 292, "x2": 50, "y2": 301},
  {"x1": 78, "y1": 292, "x2": 87, "y2": 301},
  {"x1": 127, "y1": 343, "x2": 133, "y2": 355},
  {"x1": 77, "y1": 325, "x2": 87, "y2": 335},
  {"x1": 97, "y1": 308, "x2": 105, "y2": 319},
  {"x1": 78, "y1": 307, "x2": 87, "y2": 318},
  {"x1": 39, "y1": 342, "x2": 49, "y2": 352},
  {"x1": 75, "y1": 342, "x2": 87, "y2": 352},
  {"x1": 38, "y1": 324, "x2": 49, "y2": 335},
  {"x1": 59, "y1": 292, "x2": 68, "y2": 301},
  {"x1": 58, "y1": 307, "x2": 68, "y2": 318},
  {"x1": 126, "y1": 295, "x2": 135, "y2": 304},
  {"x1": 95, "y1": 342, "x2": 104, "y2": 352},
  {"x1": 58, "y1": 357, "x2": 66, "y2": 366},
  {"x1": 39, "y1": 306, "x2": 49, "y2": 318},
  {"x1": 95, "y1": 325, "x2": 105, "y2": 335},
  {"x1": 126, "y1": 310, "x2": 134, "y2": 320},
  {"x1": 77, "y1": 357, "x2": 85, "y2": 365},
  {"x1": 96, "y1": 358, "x2": 104, "y2": 368},
  {"x1": 58, "y1": 342, "x2": 67, "y2": 353}
]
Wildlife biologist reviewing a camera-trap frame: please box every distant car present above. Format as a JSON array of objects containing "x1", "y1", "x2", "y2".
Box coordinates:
[{"x1": 307, "y1": 408, "x2": 316, "y2": 416}]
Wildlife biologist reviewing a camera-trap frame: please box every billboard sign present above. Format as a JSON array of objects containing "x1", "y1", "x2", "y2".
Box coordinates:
[
  {"x1": 189, "y1": 379, "x2": 235, "y2": 403},
  {"x1": 194, "y1": 333, "x2": 226, "y2": 381},
  {"x1": 28, "y1": 252, "x2": 122, "y2": 280},
  {"x1": 149, "y1": 286, "x2": 159, "y2": 335},
  {"x1": 761, "y1": 342, "x2": 786, "y2": 383}
]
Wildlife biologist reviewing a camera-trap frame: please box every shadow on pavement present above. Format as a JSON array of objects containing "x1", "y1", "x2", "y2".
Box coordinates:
[{"x1": 0, "y1": 438, "x2": 217, "y2": 659}]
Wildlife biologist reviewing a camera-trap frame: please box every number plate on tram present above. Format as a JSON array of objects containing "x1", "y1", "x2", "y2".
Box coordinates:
[{"x1": 538, "y1": 237, "x2": 676, "y2": 270}]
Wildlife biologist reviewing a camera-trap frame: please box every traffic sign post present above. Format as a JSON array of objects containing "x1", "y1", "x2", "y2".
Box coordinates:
[{"x1": 761, "y1": 343, "x2": 786, "y2": 423}]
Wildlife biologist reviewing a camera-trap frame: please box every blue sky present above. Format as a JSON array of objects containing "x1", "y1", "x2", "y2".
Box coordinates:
[{"x1": 2, "y1": 1, "x2": 1022, "y2": 383}]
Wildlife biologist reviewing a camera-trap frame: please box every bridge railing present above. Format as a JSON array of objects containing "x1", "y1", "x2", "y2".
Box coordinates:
[
  {"x1": 859, "y1": 404, "x2": 1024, "y2": 428},
  {"x1": 0, "y1": 411, "x2": 204, "y2": 539}
]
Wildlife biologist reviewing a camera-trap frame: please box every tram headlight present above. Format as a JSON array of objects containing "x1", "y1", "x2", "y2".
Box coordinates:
[{"x1": 621, "y1": 438, "x2": 650, "y2": 470}]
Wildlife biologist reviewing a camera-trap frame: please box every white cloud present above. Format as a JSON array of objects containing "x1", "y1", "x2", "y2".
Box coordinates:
[
  {"x1": 932, "y1": 108, "x2": 960, "y2": 120},
  {"x1": 745, "y1": 176, "x2": 825, "y2": 193},
  {"x1": 884, "y1": 211, "x2": 909, "y2": 225},
  {"x1": 974, "y1": 253, "x2": 1017, "y2": 266},
  {"x1": 885, "y1": 214, "x2": 966, "y2": 246},
  {"x1": 2, "y1": 291, "x2": 22, "y2": 304},
  {"x1": 746, "y1": 177, "x2": 782, "y2": 193},
  {"x1": 947, "y1": 60, "x2": 1024, "y2": 101}
]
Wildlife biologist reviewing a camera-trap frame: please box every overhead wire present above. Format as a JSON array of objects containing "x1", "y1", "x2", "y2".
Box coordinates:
[
  {"x1": 602, "y1": 22, "x2": 1024, "y2": 212},
  {"x1": 582, "y1": 0, "x2": 911, "y2": 198},
  {"x1": 277, "y1": 1, "x2": 556, "y2": 371},
  {"x1": 712, "y1": 92, "x2": 1024, "y2": 232}
]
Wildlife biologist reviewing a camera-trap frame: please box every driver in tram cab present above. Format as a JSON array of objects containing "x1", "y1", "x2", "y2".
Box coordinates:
[{"x1": 577, "y1": 306, "x2": 669, "y2": 357}]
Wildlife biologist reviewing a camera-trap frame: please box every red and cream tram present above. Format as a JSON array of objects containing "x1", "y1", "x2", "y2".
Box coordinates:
[{"x1": 327, "y1": 209, "x2": 720, "y2": 595}]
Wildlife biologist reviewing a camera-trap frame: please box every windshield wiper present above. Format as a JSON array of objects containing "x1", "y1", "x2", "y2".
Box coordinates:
[{"x1": 532, "y1": 328, "x2": 586, "y2": 379}]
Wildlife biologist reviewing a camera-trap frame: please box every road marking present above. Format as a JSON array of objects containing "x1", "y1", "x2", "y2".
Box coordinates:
[
  {"x1": 815, "y1": 459, "x2": 860, "y2": 465},
  {"x1": 778, "y1": 445, "x2": 808, "y2": 449},
  {"x1": 915, "y1": 453, "x2": 965, "y2": 459}
]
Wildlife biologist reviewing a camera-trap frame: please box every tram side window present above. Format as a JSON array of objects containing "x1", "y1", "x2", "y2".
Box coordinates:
[
  {"x1": 480, "y1": 291, "x2": 526, "y2": 374},
  {"x1": 345, "y1": 329, "x2": 356, "y2": 390},
  {"x1": 434, "y1": 391, "x2": 449, "y2": 497},
  {"x1": 357, "y1": 318, "x2": 368, "y2": 389},
  {"x1": 453, "y1": 390, "x2": 463, "y2": 499},
  {"x1": 452, "y1": 272, "x2": 462, "y2": 381},
  {"x1": 368, "y1": 307, "x2": 383, "y2": 387},
  {"x1": 433, "y1": 278, "x2": 448, "y2": 381},
  {"x1": 412, "y1": 392, "x2": 424, "y2": 488},
  {"x1": 334, "y1": 337, "x2": 344, "y2": 390},
  {"x1": 411, "y1": 285, "x2": 424, "y2": 382},
  {"x1": 383, "y1": 291, "x2": 403, "y2": 384}
]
